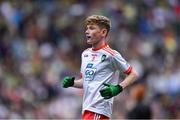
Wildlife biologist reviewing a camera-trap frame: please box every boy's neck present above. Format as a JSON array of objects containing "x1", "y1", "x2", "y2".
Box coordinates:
[{"x1": 92, "y1": 39, "x2": 106, "y2": 50}]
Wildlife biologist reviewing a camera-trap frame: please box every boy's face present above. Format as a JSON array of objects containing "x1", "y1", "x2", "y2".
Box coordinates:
[{"x1": 85, "y1": 24, "x2": 107, "y2": 45}]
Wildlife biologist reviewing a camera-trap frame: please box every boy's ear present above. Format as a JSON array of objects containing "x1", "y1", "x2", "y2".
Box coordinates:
[{"x1": 101, "y1": 28, "x2": 108, "y2": 37}]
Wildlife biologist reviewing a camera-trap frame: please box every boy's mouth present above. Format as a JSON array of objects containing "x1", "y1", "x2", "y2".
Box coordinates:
[{"x1": 86, "y1": 36, "x2": 91, "y2": 40}]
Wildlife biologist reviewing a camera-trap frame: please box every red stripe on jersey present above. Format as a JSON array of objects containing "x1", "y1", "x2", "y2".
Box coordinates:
[
  {"x1": 102, "y1": 49, "x2": 114, "y2": 56},
  {"x1": 103, "y1": 48, "x2": 116, "y2": 56},
  {"x1": 124, "y1": 66, "x2": 132, "y2": 75},
  {"x1": 104, "y1": 47, "x2": 116, "y2": 54}
]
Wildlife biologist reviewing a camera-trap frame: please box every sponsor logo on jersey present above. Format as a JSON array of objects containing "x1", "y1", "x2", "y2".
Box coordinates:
[
  {"x1": 85, "y1": 68, "x2": 96, "y2": 81},
  {"x1": 101, "y1": 54, "x2": 106, "y2": 62},
  {"x1": 91, "y1": 54, "x2": 97, "y2": 56},
  {"x1": 84, "y1": 54, "x2": 88, "y2": 57},
  {"x1": 85, "y1": 69, "x2": 95, "y2": 76},
  {"x1": 86, "y1": 63, "x2": 93, "y2": 68}
]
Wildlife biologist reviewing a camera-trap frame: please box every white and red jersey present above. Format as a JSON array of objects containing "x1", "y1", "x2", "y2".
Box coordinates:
[{"x1": 80, "y1": 43, "x2": 132, "y2": 118}]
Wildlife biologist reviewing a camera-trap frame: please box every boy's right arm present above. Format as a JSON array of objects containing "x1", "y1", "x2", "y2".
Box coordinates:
[
  {"x1": 73, "y1": 78, "x2": 83, "y2": 88},
  {"x1": 62, "y1": 77, "x2": 83, "y2": 89}
]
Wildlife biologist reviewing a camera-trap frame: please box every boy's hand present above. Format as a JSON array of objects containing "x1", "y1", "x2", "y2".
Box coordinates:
[
  {"x1": 62, "y1": 77, "x2": 75, "y2": 88},
  {"x1": 99, "y1": 83, "x2": 123, "y2": 99}
]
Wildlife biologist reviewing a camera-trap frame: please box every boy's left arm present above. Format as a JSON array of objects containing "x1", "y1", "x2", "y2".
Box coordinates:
[
  {"x1": 119, "y1": 67, "x2": 138, "y2": 89},
  {"x1": 100, "y1": 67, "x2": 138, "y2": 99}
]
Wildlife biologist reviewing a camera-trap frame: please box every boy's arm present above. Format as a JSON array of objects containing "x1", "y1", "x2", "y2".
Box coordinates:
[
  {"x1": 73, "y1": 78, "x2": 83, "y2": 88},
  {"x1": 100, "y1": 67, "x2": 138, "y2": 99},
  {"x1": 120, "y1": 67, "x2": 138, "y2": 89}
]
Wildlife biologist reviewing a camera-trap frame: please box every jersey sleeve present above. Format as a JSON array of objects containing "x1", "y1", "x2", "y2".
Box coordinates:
[{"x1": 111, "y1": 52, "x2": 132, "y2": 75}]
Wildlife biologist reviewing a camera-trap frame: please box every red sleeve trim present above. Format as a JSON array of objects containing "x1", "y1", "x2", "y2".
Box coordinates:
[{"x1": 124, "y1": 66, "x2": 132, "y2": 75}]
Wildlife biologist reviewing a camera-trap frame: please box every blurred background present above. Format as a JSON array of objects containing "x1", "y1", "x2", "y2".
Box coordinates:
[{"x1": 0, "y1": 0, "x2": 180, "y2": 119}]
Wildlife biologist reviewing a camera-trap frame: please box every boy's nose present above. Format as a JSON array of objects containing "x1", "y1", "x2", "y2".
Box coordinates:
[{"x1": 85, "y1": 30, "x2": 89, "y2": 34}]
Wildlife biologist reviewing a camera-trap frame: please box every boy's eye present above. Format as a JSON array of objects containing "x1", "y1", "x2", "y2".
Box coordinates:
[
  {"x1": 89, "y1": 26, "x2": 95, "y2": 30},
  {"x1": 86, "y1": 25, "x2": 97, "y2": 30}
]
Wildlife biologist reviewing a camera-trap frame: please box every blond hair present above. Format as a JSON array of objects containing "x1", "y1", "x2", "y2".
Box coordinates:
[{"x1": 85, "y1": 15, "x2": 111, "y2": 35}]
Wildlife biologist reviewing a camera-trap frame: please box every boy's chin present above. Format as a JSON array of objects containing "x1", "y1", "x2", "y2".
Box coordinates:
[
  {"x1": 87, "y1": 42, "x2": 93, "y2": 45},
  {"x1": 86, "y1": 40, "x2": 94, "y2": 45}
]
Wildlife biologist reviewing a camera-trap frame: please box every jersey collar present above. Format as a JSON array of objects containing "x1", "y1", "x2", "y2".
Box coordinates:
[{"x1": 92, "y1": 43, "x2": 108, "y2": 51}]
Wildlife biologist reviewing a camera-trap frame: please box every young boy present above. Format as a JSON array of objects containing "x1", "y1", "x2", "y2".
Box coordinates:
[{"x1": 62, "y1": 15, "x2": 138, "y2": 120}]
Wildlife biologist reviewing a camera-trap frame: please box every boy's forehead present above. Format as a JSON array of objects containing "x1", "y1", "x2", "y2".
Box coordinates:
[{"x1": 86, "y1": 23, "x2": 98, "y2": 27}]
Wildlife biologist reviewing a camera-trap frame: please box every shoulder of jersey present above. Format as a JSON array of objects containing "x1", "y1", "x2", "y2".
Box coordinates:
[
  {"x1": 102, "y1": 46, "x2": 118, "y2": 56},
  {"x1": 82, "y1": 48, "x2": 91, "y2": 54}
]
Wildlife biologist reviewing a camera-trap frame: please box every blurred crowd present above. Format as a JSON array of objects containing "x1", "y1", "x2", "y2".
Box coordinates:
[{"x1": 0, "y1": 0, "x2": 179, "y2": 119}]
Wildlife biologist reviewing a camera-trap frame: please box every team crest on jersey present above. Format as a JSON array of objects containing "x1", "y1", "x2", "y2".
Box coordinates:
[
  {"x1": 86, "y1": 63, "x2": 93, "y2": 68},
  {"x1": 101, "y1": 54, "x2": 106, "y2": 62}
]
